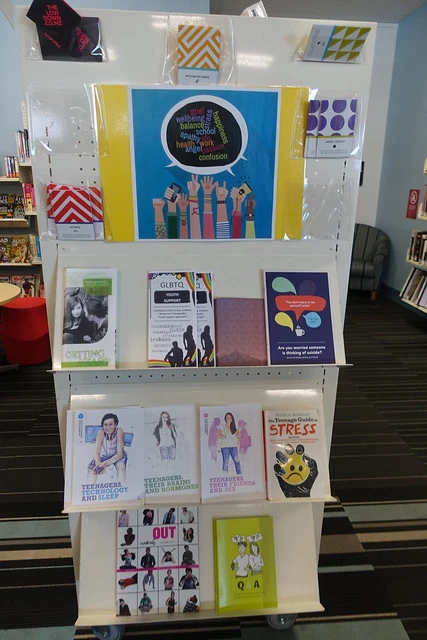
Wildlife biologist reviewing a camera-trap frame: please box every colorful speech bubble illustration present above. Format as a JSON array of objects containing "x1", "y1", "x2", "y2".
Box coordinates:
[
  {"x1": 160, "y1": 96, "x2": 248, "y2": 175},
  {"x1": 275, "y1": 295, "x2": 326, "y2": 321},
  {"x1": 274, "y1": 312, "x2": 294, "y2": 330},
  {"x1": 271, "y1": 276, "x2": 296, "y2": 294},
  {"x1": 304, "y1": 311, "x2": 321, "y2": 328}
]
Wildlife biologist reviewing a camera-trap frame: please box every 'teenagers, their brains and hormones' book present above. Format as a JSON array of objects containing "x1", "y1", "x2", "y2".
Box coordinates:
[
  {"x1": 64, "y1": 407, "x2": 144, "y2": 510},
  {"x1": 143, "y1": 405, "x2": 200, "y2": 503},
  {"x1": 61, "y1": 268, "x2": 117, "y2": 368},
  {"x1": 213, "y1": 516, "x2": 277, "y2": 612},
  {"x1": 148, "y1": 271, "x2": 197, "y2": 368},
  {"x1": 200, "y1": 404, "x2": 266, "y2": 502},
  {"x1": 264, "y1": 409, "x2": 330, "y2": 500}
]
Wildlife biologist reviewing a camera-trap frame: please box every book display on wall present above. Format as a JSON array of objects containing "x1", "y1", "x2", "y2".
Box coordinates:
[{"x1": 18, "y1": 2, "x2": 377, "y2": 631}]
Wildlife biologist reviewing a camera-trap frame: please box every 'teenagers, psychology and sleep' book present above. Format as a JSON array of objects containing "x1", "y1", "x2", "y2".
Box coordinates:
[
  {"x1": 200, "y1": 404, "x2": 266, "y2": 502},
  {"x1": 143, "y1": 405, "x2": 200, "y2": 503},
  {"x1": 60, "y1": 268, "x2": 117, "y2": 369},
  {"x1": 213, "y1": 515, "x2": 277, "y2": 612},
  {"x1": 263, "y1": 408, "x2": 330, "y2": 500},
  {"x1": 64, "y1": 407, "x2": 144, "y2": 510}
]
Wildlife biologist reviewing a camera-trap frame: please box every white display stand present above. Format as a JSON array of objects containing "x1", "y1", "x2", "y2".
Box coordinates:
[{"x1": 17, "y1": 6, "x2": 376, "y2": 633}]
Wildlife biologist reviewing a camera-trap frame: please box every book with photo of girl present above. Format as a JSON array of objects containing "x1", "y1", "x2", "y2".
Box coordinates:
[
  {"x1": 199, "y1": 404, "x2": 266, "y2": 502},
  {"x1": 64, "y1": 407, "x2": 144, "y2": 510},
  {"x1": 58, "y1": 267, "x2": 117, "y2": 369},
  {"x1": 143, "y1": 405, "x2": 200, "y2": 504}
]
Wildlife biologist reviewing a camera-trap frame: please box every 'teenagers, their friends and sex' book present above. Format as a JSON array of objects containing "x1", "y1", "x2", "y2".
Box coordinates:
[{"x1": 199, "y1": 404, "x2": 266, "y2": 502}]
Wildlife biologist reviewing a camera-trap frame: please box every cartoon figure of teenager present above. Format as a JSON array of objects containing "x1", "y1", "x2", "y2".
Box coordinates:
[
  {"x1": 181, "y1": 545, "x2": 194, "y2": 566},
  {"x1": 118, "y1": 598, "x2": 131, "y2": 616},
  {"x1": 183, "y1": 527, "x2": 195, "y2": 543},
  {"x1": 161, "y1": 547, "x2": 176, "y2": 563},
  {"x1": 164, "y1": 341, "x2": 184, "y2": 367},
  {"x1": 248, "y1": 540, "x2": 264, "y2": 575},
  {"x1": 231, "y1": 539, "x2": 249, "y2": 578},
  {"x1": 87, "y1": 413, "x2": 127, "y2": 483},
  {"x1": 154, "y1": 412, "x2": 177, "y2": 461},
  {"x1": 218, "y1": 412, "x2": 241, "y2": 476},
  {"x1": 238, "y1": 419, "x2": 252, "y2": 455},
  {"x1": 121, "y1": 527, "x2": 135, "y2": 547},
  {"x1": 142, "y1": 509, "x2": 154, "y2": 526},
  {"x1": 143, "y1": 569, "x2": 155, "y2": 590},
  {"x1": 200, "y1": 324, "x2": 214, "y2": 366},
  {"x1": 183, "y1": 325, "x2": 196, "y2": 367}
]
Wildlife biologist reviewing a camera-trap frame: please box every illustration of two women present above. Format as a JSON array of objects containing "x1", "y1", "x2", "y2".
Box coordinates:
[{"x1": 209, "y1": 411, "x2": 252, "y2": 476}]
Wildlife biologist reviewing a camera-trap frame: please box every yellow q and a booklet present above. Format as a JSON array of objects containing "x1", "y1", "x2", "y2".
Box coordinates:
[{"x1": 213, "y1": 515, "x2": 277, "y2": 612}]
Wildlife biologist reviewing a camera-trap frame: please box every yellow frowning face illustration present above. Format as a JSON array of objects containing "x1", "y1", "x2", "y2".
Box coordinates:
[{"x1": 275, "y1": 444, "x2": 310, "y2": 485}]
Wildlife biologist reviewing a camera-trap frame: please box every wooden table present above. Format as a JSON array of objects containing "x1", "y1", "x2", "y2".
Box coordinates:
[
  {"x1": 0, "y1": 283, "x2": 21, "y2": 305},
  {"x1": 0, "y1": 283, "x2": 21, "y2": 372}
]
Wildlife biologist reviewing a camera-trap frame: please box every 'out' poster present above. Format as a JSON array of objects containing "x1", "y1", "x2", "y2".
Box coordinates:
[{"x1": 129, "y1": 86, "x2": 281, "y2": 240}]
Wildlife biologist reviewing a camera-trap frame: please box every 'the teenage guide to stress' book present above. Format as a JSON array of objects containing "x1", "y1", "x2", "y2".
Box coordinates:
[
  {"x1": 64, "y1": 407, "x2": 144, "y2": 510},
  {"x1": 199, "y1": 404, "x2": 266, "y2": 502},
  {"x1": 263, "y1": 408, "x2": 330, "y2": 500}
]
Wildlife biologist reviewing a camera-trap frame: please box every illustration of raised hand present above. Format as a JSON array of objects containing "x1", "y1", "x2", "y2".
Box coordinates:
[
  {"x1": 187, "y1": 174, "x2": 200, "y2": 197},
  {"x1": 177, "y1": 192, "x2": 189, "y2": 213},
  {"x1": 215, "y1": 181, "x2": 229, "y2": 201},
  {"x1": 201, "y1": 176, "x2": 218, "y2": 196},
  {"x1": 164, "y1": 187, "x2": 177, "y2": 212},
  {"x1": 246, "y1": 195, "x2": 256, "y2": 220},
  {"x1": 231, "y1": 186, "x2": 247, "y2": 210}
]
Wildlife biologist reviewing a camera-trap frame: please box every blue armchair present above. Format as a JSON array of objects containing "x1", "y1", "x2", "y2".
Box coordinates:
[{"x1": 349, "y1": 223, "x2": 390, "y2": 300}]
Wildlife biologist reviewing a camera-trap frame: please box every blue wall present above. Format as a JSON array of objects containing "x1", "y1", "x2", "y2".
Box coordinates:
[
  {"x1": 376, "y1": 4, "x2": 427, "y2": 292},
  {"x1": 0, "y1": 0, "x2": 209, "y2": 162}
]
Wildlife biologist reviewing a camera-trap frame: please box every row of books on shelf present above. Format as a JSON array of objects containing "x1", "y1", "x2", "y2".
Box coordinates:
[
  {"x1": 0, "y1": 235, "x2": 41, "y2": 265},
  {"x1": 0, "y1": 187, "x2": 36, "y2": 220},
  {"x1": 407, "y1": 230, "x2": 427, "y2": 265},
  {"x1": 65, "y1": 403, "x2": 330, "y2": 510},
  {"x1": 115, "y1": 507, "x2": 277, "y2": 616},
  {"x1": 59, "y1": 268, "x2": 343, "y2": 369},
  {"x1": 3, "y1": 156, "x2": 19, "y2": 179},
  {"x1": 15, "y1": 129, "x2": 30, "y2": 165},
  {"x1": 0, "y1": 274, "x2": 44, "y2": 297},
  {"x1": 400, "y1": 267, "x2": 427, "y2": 309}
]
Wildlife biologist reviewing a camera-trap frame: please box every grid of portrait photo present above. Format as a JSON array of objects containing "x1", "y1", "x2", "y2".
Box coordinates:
[{"x1": 116, "y1": 506, "x2": 200, "y2": 616}]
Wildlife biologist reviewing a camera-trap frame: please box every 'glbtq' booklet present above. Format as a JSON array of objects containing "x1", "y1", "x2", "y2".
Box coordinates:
[
  {"x1": 60, "y1": 267, "x2": 117, "y2": 369},
  {"x1": 148, "y1": 271, "x2": 197, "y2": 368},
  {"x1": 199, "y1": 404, "x2": 266, "y2": 502},
  {"x1": 64, "y1": 407, "x2": 144, "y2": 511},
  {"x1": 143, "y1": 405, "x2": 200, "y2": 504}
]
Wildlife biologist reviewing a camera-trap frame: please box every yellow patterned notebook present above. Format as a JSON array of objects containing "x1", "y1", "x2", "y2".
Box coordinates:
[
  {"x1": 213, "y1": 516, "x2": 277, "y2": 612},
  {"x1": 178, "y1": 24, "x2": 221, "y2": 84}
]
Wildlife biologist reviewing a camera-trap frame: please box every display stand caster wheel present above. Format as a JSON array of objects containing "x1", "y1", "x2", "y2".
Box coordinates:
[
  {"x1": 91, "y1": 625, "x2": 126, "y2": 640},
  {"x1": 266, "y1": 613, "x2": 297, "y2": 630}
]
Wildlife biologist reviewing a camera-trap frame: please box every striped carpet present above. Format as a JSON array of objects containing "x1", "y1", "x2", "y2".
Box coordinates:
[{"x1": 1, "y1": 291, "x2": 426, "y2": 639}]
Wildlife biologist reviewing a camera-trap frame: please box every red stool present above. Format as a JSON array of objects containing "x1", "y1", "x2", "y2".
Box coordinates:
[{"x1": 0, "y1": 297, "x2": 51, "y2": 365}]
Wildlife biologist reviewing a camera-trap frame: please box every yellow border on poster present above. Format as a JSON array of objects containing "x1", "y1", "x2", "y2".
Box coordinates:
[
  {"x1": 96, "y1": 85, "x2": 307, "y2": 242},
  {"x1": 274, "y1": 87, "x2": 308, "y2": 240},
  {"x1": 96, "y1": 85, "x2": 135, "y2": 241}
]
